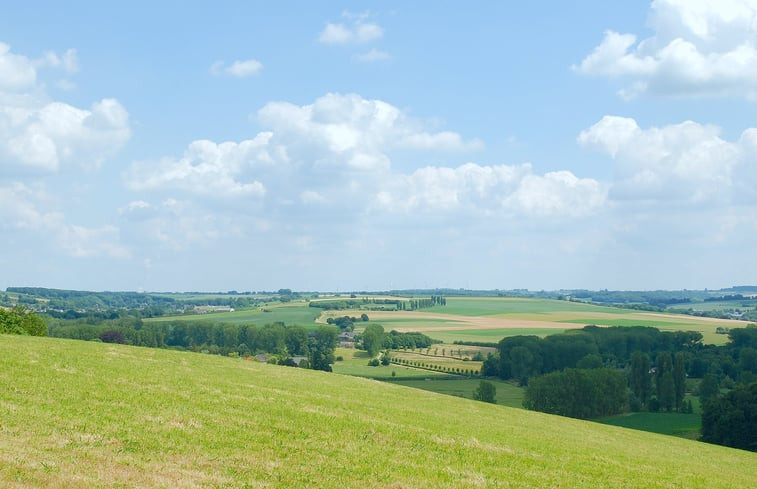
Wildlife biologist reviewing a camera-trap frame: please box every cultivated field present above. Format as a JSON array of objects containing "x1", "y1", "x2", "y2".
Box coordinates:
[
  {"x1": 2, "y1": 335, "x2": 755, "y2": 488},
  {"x1": 345, "y1": 297, "x2": 751, "y2": 345},
  {"x1": 146, "y1": 304, "x2": 321, "y2": 328},
  {"x1": 146, "y1": 297, "x2": 750, "y2": 346}
]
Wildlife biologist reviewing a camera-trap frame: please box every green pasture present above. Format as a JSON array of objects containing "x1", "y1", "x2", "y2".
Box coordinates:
[
  {"x1": 666, "y1": 299, "x2": 757, "y2": 312},
  {"x1": 427, "y1": 328, "x2": 570, "y2": 344},
  {"x1": 145, "y1": 304, "x2": 320, "y2": 328},
  {"x1": 3, "y1": 335, "x2": 755, "y2": 489},
  {"x1": 332, "y1": 348, "x2": 450, "y2": 379},
  {"x1": 392, "y1": 378, "x2": 525, "y2": 408},
  {"x1": 597, "y1": 412, "x2": 702, "y2": 440},
  {"x1": 558, "y1": 317, "x2": 731, "y2": 345},
  {"x1": 428, "y1": 297, "x2": 624, "y2": 316}
]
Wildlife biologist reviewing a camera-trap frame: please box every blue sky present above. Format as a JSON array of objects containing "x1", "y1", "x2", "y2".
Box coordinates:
[{"x1": 1, "y1": 1, "x2": 756, "y2": 292}]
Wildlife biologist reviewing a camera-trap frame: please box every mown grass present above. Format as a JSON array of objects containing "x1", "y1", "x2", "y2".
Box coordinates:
[{"x1": 2, "y1": 335, "x2": 755, "y2": 488}]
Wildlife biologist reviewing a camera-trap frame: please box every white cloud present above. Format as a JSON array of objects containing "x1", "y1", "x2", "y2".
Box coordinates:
[
  {"x1": 58, "y1": 224, "x2": 129, "y2": 258},
  {"x1": 118, "y1": 198, "x2": 242, "y2": 251},
  {"x1": 40, "y1": 48, "x2": 78, "y2": 73},
  {"x1": 210, "y1": 59, "x2": 263, "y2": 78},
  {"x1": 353, "y1": 49, "x2": 391, "y2": 62},
  {"x1": 318, "y1": 21, "x2": 383, "y2": 44},
  {"x1": 1, "y1": 98, "x2": 131, "y2": 171},
  {"x1": 578, "y1": 115, "x2": 756, "y2": 203},
  {"x1": 374, "y1": 162, "x2": 606, "y2": 218},
  {"x1": 0, "y1": 182, "x2": 63, "y2": 230},
  {"x1": 575, "y1": 0, "x2": 757, "y2": 99},
  {"x1": 0, "y1": 42, "x2": 130, "y2": 172},
  {"x1": 0, "y1": 182, "x2": 128, "y2": 258},
  {"x1": 257, "y1": 93, "x2": 480, "y2": 172},
  {"x1": 125, "y1": 134, "x2": 271, "y2": 197},
  {"x1": 0, "y1": 42, "x2": 37, "y2": 90}
]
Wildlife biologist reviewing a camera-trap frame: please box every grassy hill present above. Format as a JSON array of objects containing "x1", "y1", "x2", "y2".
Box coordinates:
[{"x1": 1, "y1": 335, "x2": 755, "y2": 488}]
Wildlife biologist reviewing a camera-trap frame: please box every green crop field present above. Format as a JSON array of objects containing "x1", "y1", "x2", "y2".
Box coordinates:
[
  {"x1": 356, "y1": 297, "x2": 749, "y2": 346},
  {"x1": 392, "y1": 379, "x2": 525, "y2": 408},
  {"x1": 2, "y1": 335, "x2": 755, "y2": 488},
  {"x1": 145, "y1": 304, "x2": 320, "y2": 328},
  {"x1": 597, "y1": 412, "x2": 702, "y2": 439},
  {"x1": 428, "y1": 297, "x2": 627, "y2": 316},
  {"x1": 427, "y1": 328, "x2": 569, "y2": 344}
]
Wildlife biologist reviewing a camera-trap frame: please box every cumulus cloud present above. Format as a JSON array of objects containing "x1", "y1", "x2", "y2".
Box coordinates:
[
  {"x1": 125, "y1": 134, "x2": 272, "y2": 196},
  {"x1": 374, "y1": 162, "x2": 606, "y2": 218},
  {"x1": 125, "y1": 93, "x2": 482, "y2": 214},
  {"x1": 578, "y1": 115, "x2": 757, "y2": 203},
  {"x1": 0, "y1": 42, "x2": 130, "y2": 172},
  {"x1": 210, "y1": 59, "x2": 263, "y2": 78},
  {"x1": 575, "y1": 0, "x2": 757, "y2": 99},
  {"x1": 0, "y1": 42, "x2": 37, "y2": 90},
  {"x1": 258, "y1": 93, "x2": 481, "y2": 171}
]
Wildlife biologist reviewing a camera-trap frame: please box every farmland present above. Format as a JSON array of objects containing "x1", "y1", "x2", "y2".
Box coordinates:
[
  {"x1": 2, "y1": 334, "x2": 755, "y2": 488},
  {"x1": 152, "y1": 296, "x2": 752, "y2": 346},
  {"x1": 348, "y1": 297, "x2": 750, "y2": 345},
  {"x1": 145, "y1": 304, "x2": 321, "y2": 329}
]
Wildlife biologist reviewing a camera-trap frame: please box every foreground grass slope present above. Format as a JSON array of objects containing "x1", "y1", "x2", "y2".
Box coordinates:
[{"x1": 1, "y1": 336, "x2": 754, "y2": 489}]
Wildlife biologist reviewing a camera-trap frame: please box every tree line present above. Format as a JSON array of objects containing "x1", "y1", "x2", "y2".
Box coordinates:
[
  {"x1": 48, "y1": 318, "x2": 339, "y2": 371},
  {"x1": 309, "y1": 296, "x2": 446, "y2": 311},
  {"x1": 360, "y1": 324, "x2": 438, "y2": 356}
]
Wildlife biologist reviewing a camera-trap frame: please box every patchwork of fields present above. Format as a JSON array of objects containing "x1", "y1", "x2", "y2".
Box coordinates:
[
  {"x1": 329, "y1": 297, "x2": 750, "y2": 345},
  {"x1": 148, "y1": 296, "x2": 751, "y2": 345}
]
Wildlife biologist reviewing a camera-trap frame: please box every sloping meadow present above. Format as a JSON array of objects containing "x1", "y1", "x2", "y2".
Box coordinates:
[{"x1": 1, "y1": 335, "x2": 754, "y2": 488}]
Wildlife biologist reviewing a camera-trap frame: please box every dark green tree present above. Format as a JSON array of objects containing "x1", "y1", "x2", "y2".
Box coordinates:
[
  {"x1": 361, "y1": 324, "x2": 385, "y2": 357},
  {"x1": 473, "y1": 380, "x2": 497, "y2": 403},
  {"x1": 523, "y1": 368, "x2": 627, "y2": 419},
  {"x1": 699, "y1": 374, "x2": 720, "y2": 403},
  {"x1": 701, "y1": 382, "x2": 757, "y2": 451},
  {"x1": 309, "y1": 325, "x2": 338, "y2": 371},
  {"x1": 629, "y1": 351, "x2": 652, "y2": 407},
  {"x1": 658, "y1": 371, "x2": 676, "y2": 412},
  {"x1": 673, "y1": 352, "x2": 686, "y2": 411}
]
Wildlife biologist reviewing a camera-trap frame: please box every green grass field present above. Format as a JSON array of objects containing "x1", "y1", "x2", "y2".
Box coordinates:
[
  {"x1": 427, "y1": 328, "x2": 569, "y2": 344},
  {"x1": 597, "y1": 412, "x2": 702, "y2": 439},
  {"x1": 392, "y1": 379, "x2": 525, "y2": 408},
  {"x1": 428, "y1": 297, "x2": 629, "y2": 316},
  {"x1": 331, "y1": 348, "x2": 451, "y2": 379},
  {"x1": 146, "y1": 304, "x2": 320, "y2": 328},
  {"x1": 144, "y1": 297, "x2": 748, "y2": 346},
  {"x1": 2, "y1": 335, "x2": 755, "y2": 488}
]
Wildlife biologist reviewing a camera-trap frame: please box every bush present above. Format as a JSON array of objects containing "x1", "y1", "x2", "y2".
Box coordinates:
[
  {"x1": 99, "y1": 330, "x2": 127, "y2": 344},
  {"x1": 367, "y1": 358, "x2": 380, "y2": 367}
]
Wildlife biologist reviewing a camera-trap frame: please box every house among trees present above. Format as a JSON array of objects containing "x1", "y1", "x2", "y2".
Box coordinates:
[{"x1": 338, "y1": 331, "x2": 355, "y2": 348}]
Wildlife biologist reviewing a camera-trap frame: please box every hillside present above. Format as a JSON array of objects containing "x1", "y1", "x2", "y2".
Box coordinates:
[{"x1": 1, "y1": 335, "x2": 755, "y2": 488}]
